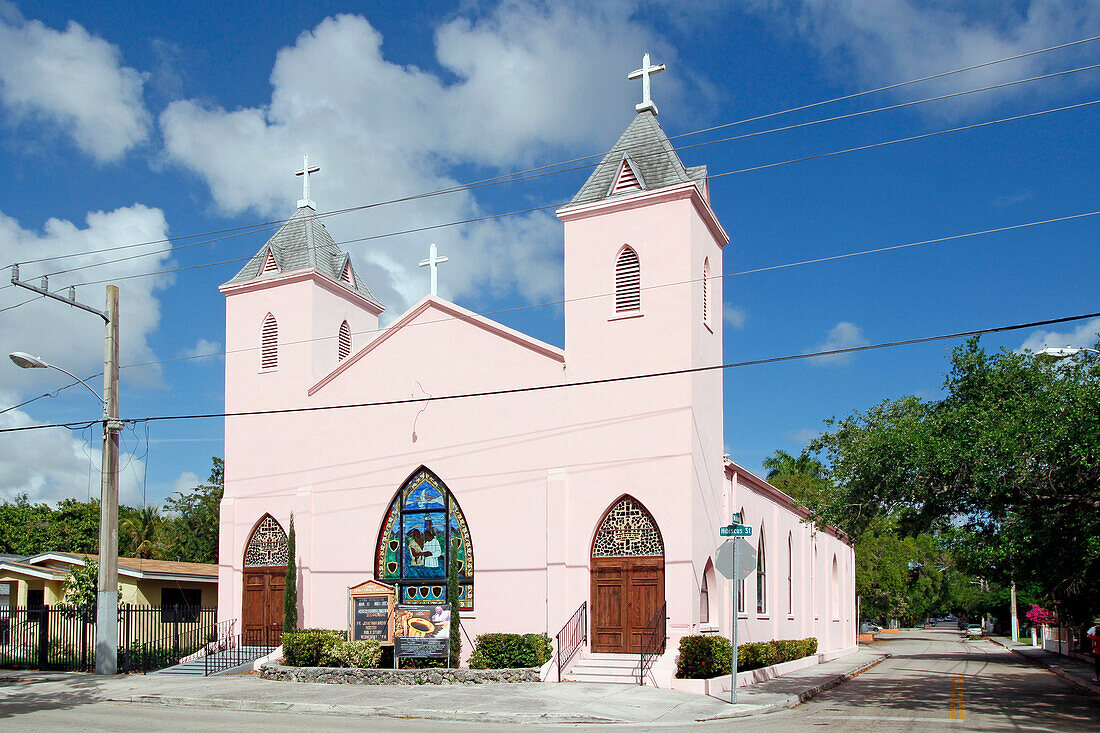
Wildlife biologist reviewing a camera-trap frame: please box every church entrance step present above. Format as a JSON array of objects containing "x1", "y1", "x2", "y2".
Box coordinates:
[{"x1": 561, "y1": 652, "x2": 640, "y2": 684}]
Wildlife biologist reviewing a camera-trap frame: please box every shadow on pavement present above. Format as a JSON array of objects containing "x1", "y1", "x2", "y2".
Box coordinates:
[{"x1": 0, "y1": 673, "x2": 106, "y2": 719}]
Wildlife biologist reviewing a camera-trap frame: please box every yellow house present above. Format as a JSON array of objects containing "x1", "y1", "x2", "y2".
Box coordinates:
[{"x1": 0, "y1": 552, "x2": 217, "y2": 610}]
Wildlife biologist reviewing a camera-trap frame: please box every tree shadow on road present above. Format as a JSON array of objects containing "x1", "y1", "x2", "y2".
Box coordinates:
[{"x1": 0, "y1": 672, "x2": 107, "y2": 719}]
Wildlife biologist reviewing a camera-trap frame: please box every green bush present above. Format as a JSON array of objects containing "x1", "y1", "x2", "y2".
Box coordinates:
[
  {"x1": 675, "y1": 635, "x2": 821, "y2": 678},
  {"x1": 468, "y1": 633, "x2": 553, "y2": 669},
  {"x1": 325, "y1": 639, "x2": 382, "y2": 668},
  {"x1": 282, "y1": 629, "x2": 345, "y2": 667}
]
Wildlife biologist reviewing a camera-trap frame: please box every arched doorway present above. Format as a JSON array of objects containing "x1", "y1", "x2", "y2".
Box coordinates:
[
  {"x1": 590, "y1": 496, "x2": 665, "y2": 653},
  {"x1": 242, "y1": 514, "x2": 288, "y2": 645}
]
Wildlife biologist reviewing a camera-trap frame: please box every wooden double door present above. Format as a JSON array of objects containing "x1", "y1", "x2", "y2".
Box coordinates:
[
  {"x1": 243, "y1": 567, "x2": 285, "y2": 645},
  {"x1": 590, "y1": 556, "x2": 664, "y2": 653}
]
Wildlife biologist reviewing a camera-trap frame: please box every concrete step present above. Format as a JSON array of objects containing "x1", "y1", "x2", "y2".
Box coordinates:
[
  {"x1": 562, "y1": 653, "x2": 641, "y2": 684},
  {"x1": 562, "y1": 670, "x2": 639, "y2": 684},
  {"x1": 153, "y1": 645, "x2": 276, "y2": 676}
]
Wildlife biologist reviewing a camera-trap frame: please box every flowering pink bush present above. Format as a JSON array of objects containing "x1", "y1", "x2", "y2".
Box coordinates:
[{"x1": 1025, "y1": 604, "x2": 1056, "y2": 626}]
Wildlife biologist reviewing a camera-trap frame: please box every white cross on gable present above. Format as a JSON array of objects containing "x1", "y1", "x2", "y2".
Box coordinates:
[
  {"x1": 628, "y1": 52, "x2": 665, "y2": 115},
  {"x1": 418, "y1": 242, "x2": 449, "y2": 297},
  {"x1": 295, "y1": 154, "x2": 321, "y2": 209}
]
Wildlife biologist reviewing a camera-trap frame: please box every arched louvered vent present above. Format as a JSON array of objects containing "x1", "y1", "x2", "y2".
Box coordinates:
[
  {"x1": 611, "y1": 158, "x2": 642, "y2": 194},
  {"x1": 615, "y1": 246, "x2": 641, "y2": 313},
  {"x1": 261, "y1": 313, "x2": 278, "y2": 370},
  {"x1": 341, "y1": 260, "x2": 354, "y2": 285},
  {"x1": 338, "y1": 320, "x2": 351, "y2": 361},
  {"x1": 702, "y1": 258, "x2": 710, "y2": 327},
  {"x1": 261, "y1": 249, "x2": 278, "y2": 274}
]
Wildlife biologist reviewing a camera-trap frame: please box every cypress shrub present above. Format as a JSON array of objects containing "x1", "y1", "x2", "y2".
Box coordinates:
[
  {"x1": 446, "y1": 549, "x2": 461, "y2": 666},
  {"x1": 283, "y1": 514, "x2": 298, "y2": 633}
]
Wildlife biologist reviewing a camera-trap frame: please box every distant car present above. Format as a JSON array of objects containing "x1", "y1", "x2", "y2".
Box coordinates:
[
  {"x1": 860, "y1": 621, "x2": 882, "y2": 633},
  {"x1": 967, "y1": 625, "x2": 983, "y2": 637}
]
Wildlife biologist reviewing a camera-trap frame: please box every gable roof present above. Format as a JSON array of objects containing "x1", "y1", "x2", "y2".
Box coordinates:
[
  {"x1": 566, "y1": 110, "x2": 706, "y2": 208},
  {"x1": 25, "y1": 552, "x2": 218, "y2": 582},
  {"x1": 225, "y1": 206, "x2": 381, "y2": 306}
]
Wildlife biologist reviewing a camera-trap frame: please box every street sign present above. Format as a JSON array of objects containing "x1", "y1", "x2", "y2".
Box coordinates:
[
  {"x1": 720, "y1": 524, "x2": 753, "y2": 537},
  {"x1": 730, "y1": 511, "x2": 742, "y2": 525},
  {"x1": 714, "y1": 538, "x2": 756, "y2": 580}
]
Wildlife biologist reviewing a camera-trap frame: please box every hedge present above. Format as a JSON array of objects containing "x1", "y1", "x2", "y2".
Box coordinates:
[
  {"x1": 468, "y1": 633, "x2": 553, "y2": 669},
  {"x1": 282, "y1": 629, "x2": 383, "y2": 669},
  {"x1": 675, "y1": 636, "x2": 818, "y2": 679}
]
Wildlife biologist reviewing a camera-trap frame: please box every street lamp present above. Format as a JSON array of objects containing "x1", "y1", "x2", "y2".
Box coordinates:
[
  {"x1": 8, "y1": 352, "x2": 104, "y2": 406},
  {"x1": 1034, "y1": 346, "x2": 1100, "y2": 360}
]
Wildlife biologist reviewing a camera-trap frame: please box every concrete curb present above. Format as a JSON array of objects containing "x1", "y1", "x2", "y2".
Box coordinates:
[
  {"x1": 104, "y1": 694, "x2": 615, "y2": 725},
  {"x1": 988, "y1": 638, "x2": 1100, "y2": 698},
  {"x1": 695, "y1": 652, "x2": 892, "y2": 721}
]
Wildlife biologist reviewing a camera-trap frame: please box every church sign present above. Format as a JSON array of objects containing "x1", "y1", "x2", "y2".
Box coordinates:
[
  {"x1": 394, "y1": 605, "x2": 450, "y2": 659},
  {"x1": 348, "y1": 580, "x2": 395, "y2": 645}
]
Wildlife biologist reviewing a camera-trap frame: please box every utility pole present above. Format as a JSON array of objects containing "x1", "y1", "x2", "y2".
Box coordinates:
[{"x1": 97, "y1": 285, "x2": 120, "y2": 675}]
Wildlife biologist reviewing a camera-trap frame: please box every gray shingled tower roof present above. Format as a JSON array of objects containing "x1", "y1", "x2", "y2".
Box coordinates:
[
  {"x1": 566, "y1": 110, "x2": 706, "y2": 208},
  {"x1": 225, "y1": 206, "x2": 381, "y2": 306}
]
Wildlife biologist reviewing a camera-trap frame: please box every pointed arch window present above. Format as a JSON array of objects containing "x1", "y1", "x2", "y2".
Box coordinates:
[
  {"x1": 244, "y1": 514, "x2": 288, "y2": 567},
  {"x1": 610, "y1": 157, "x2": 642, "y2": 194},
  {"x1": 375, "y1": 468, "x2": 474, "y2": 610},
  {"x1": 261, "y1": 249, "x2": 278, "y2": 275},
  {"x1": 812, "y1": 542, "x2": 818, "y2": 619},
  {"x1": 338, "y1": 320, "x2": 352, "y2": 361},
  {"x1": 615, "y1": 246, "x2": 641, "y2": 313},
  {"x1": 700, "y1": 570, "x2": 710, "y2": 624},
  {"x1": 736, "y1": 507, "x2": 746, "y2": 614},
  {"x1": 702, "y1": 258, "x2": 711, "y2": 328},
  {"x1": 831, "y1": 555, "x2": 840, "y2": 621},
  {"x1": 756, "y1": 526, "x2": 767, "y2": 614},
  {"x1": 261, "y1": 313, "x2": 278, "y2": 370},
  {"x1": 787, "y1": 532, "x2": 794, "y2": 616},
  {"x1": 341, "y1": 260, "x2": 354, "y2": 285}
]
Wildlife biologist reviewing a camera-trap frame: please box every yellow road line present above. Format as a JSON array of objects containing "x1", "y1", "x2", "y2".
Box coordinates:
[{"x1": 949, "y1": 672, "x2": 966, "y2": 719}]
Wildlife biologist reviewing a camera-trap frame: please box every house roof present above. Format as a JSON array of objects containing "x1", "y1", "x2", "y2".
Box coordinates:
[
  {"x1": 565, "y1": 110, "x2": 706, "y2": 208},
  {"x1": 224, "y1": 205, "x2": 382, "y2": 307},
  {"x1": 0, "y1": 559, "x2": 67, "y2": 580},
  {"x1": 724, "y1": 458, "x2": 852, "y2": 544},
  {"x1": 25, "y1": 552, "x2": 218, "y2": 582}
]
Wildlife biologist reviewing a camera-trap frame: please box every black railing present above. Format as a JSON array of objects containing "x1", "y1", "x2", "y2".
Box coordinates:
[
  {"x1": 204, "y1": 625, "x2": 281, "y2": 676},
  {"x1": 637, "y1": 601, "x2": 666, "y2": 685},
  {"x1": 555, "y1": 601, "x2": 587, "y2": 682},
  {"x1": 0, "y1": 604, "x2": 217, "y2": 673}
]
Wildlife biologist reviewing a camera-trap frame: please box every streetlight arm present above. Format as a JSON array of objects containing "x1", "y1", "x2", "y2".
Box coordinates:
[{"x1": 43, "y1": 363, "x2": 105, "y2": 410}]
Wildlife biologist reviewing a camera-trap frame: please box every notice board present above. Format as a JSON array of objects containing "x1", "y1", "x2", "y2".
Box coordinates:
[{"x1": 347, "y1": 580, "x2": 395, "y2": 645}]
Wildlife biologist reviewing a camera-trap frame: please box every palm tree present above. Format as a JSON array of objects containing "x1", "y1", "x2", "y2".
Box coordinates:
[
  {"x1": 762, "y1": 449, "x2": 826, "y2": 481},
  {"x1": 120, "y1": 505, "x2": 164, "y2": 559}
]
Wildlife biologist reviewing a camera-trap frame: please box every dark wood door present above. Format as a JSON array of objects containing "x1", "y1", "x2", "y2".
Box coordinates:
[
  {"x1": 591, "y1": 556, "x2": 664, "y2": 653},
  {"x1": 243, "y1": 567, "x2": 285, "y2": 645}
]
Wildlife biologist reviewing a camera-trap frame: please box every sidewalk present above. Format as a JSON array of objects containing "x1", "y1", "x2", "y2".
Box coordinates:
[
  {"x1": 0, "y1": 646, "x2": 889, "y2": 725},
  {"x1": 990, "y1": 635, "x2": 1100, "y2": 697}
]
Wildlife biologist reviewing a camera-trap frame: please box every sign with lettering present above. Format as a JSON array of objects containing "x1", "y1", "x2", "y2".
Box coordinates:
[
  {"x1": 348, "y1": 580, "x2": 395, "y2": 645},
  {"x1": 394, "y1": 605, "x2": 450, "y2": 658}
]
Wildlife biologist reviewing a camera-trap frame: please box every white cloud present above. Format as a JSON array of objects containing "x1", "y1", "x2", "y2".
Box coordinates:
[
  {"x1": 807, "y1": 320, "x2": 869, "y2": 365},
  {"x1": 172, "y1": 471, "x2": 200, "y2": 496},
  {"x1": 181, "y1": 338, "x2": 222, "y2": 360},
  {"x1": 1018, "y1": 316, "x2": 1100, "y2": 353},
  {"x1": 0, "y1": 5, "x2": 149, "y2": 161},
  {"x1": 784, "y1": 427, "x2": 819, "y2": 444},
  {"x1": 744, "y1": 1, "x2": 1100, "y2": 118},
  {"x1": 723, "y1": 304, "x2": 747, "y2": 329},
  {"x1": 161, "y1": 4, "x2": 674, "y2": 315}
]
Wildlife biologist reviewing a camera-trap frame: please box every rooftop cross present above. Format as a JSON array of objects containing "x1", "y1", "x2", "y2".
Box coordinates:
[
  {"x1": 295, "y1": 154, "x2": 321, "y2": 209},
  {"x1": 418, "y1": 242, "x2": 449, "y2": 297},
  {"x1": 628, "y1": 52, "x2": 665, "y2": 115}
]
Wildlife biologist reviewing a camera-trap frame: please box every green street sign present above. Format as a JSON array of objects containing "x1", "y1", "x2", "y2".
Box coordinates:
[
  {"x1": 731, "y1": 512, "x2": 742, "y2": 525},
  {"x1": 720, "y1": 525, "x2": 753, "y2": 537}
]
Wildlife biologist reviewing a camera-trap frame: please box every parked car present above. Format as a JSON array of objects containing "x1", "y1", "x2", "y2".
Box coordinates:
[{"x1": 967, "y1": 624, "x2": 983, "y2": 637}]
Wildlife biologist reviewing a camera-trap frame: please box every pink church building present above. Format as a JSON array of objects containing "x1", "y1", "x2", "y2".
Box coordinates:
[{"x1": 217, "y1": 77, "x2": 856, "y2": 684}]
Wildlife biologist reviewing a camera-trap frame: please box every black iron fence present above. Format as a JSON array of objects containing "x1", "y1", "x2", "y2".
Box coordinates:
[
  {"x1": 637, "y1": 601, "x2": 667, "y2": 686},
  {"x1": 0, "y1": 604, "x2": 217, "y2": 673},
  {"x1": 555, "y1": 601, "x2": 587, "y2": 682},
  {"x1": 204, "y1": 625, "x2": 281, "y2": 676}
]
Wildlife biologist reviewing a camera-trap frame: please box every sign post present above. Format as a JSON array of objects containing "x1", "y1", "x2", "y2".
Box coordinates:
[{"x1": 716, "y1": 515, "x2": 753, "y2": 705}]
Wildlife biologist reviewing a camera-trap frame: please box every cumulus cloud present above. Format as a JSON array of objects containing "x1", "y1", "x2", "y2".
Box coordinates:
[
  {"x1": 724, "y1": 304, "x2": 747, "y2": 329},
  {"x1": 1018, "y1": 316, "x2": 1100, "y2": 353},
  {"x1": 0, "y1": 4, "x2": 149, "y2": 161},
  {"x1": 181, "y1": 338, "x2": 222, "y2": 360},
  {"x1": 744, "y1": 1, "x2": 1100, "y2": 117},
  {"x1": 161, "y1": 4, "x2": 675, "y2": 315},
  {"x1": 807, "y1": 320, "x2": 869, "y2": 365}
]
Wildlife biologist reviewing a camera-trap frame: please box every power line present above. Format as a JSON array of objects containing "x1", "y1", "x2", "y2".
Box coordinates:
[
  {"x1": 113, "y1": 208, "x2": 1100, "y2": 371},
  {"x1": 5, "y1": 310, "x2": 1096, "y2": 434},
  {"x1": 12, "y1": 33, "x2": 1100, "y2": 275}
]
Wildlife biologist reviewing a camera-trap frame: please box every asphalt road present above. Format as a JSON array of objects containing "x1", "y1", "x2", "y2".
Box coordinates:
[{"x1": 3, "y1": 628, "x2": 1098, "y2": 731}]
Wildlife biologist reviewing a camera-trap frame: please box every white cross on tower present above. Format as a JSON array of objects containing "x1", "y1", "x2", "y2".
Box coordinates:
[
  {"x1": 295, "y1": 154, "x2": 321, "y2": 209},
  {"x1": 419, "y1": 242, "x2": 449, "y2": 297},
  {"x1": 628, "y1": 52, "x2": 665, "y2": 115}
]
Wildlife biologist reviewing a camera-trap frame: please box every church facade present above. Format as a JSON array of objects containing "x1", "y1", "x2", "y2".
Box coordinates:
[{"x1": 217, "y1": 75, "x2": 856, "y2": 682}]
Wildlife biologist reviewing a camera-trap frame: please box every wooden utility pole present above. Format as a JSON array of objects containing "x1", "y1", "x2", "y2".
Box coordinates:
[{"x1": 96, "y1": 285, "x2": 120, "y2": 675}]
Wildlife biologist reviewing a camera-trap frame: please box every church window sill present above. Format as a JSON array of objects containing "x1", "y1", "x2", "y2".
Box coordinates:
[{"x1": 608, "y1": 310, "x2": 643, "y2": 322}]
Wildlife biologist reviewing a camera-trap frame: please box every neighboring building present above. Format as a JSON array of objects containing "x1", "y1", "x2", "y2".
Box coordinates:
[
  {"x1": 217, "y1": 62, "x2": 856, "y2": 682},
  {"x1": 0, "y1": 552, "x2": 217, "y2": 610}
]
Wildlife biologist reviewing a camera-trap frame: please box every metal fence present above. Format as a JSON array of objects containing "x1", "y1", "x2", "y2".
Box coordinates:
[{"x1": 0, "y1": 604, "x2": 217, "y2": 673}]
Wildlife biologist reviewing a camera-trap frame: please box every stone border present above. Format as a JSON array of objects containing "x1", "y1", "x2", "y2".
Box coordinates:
[{"x1": 260, "y1": 663, "x2": 541, "y2": 685}]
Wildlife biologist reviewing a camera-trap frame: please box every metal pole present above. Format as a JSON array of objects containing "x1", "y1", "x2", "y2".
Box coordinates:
[
  {"x1": 1010, "y1": 579, "x2": 1019, "y2": 642},
  {"x1": 95, "y1": 285, "x2": 120, "y2": 675},
  {"x1": 730, "y1": 514, "x2": 738, "y2": 705}
]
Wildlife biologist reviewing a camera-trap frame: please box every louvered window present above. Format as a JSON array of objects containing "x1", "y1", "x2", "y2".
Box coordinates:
[
  {"x1": 342, "y1": 260, "x2": 354, "y2": 285},
  {"x1": 261, "y1": 313, "x2": 278, "y2": 370},
  {"x1": 702, "y1": 258, "x2": 710, "y2": 327},
  {"x1": 615, "y1": 247, "x2": 641, "y2": 313},
  {"x1": 338, "y1": 320, "x2": 351, "y2": 361},
  {"x1": 611, "y1": 158, "x2": 641, "y2": 194},
  {"x1": 261, "y1": 249, "x2": 278, "y2": 274}
]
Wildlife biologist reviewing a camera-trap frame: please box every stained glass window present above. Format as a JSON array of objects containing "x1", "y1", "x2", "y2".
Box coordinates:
[
  {"x1": 375, "y1": 468, "x2": 473, "y2": 610},
  {"x1": 592, "y1": 496, "x2": 664, "y2": 558},
  {"x1": 244, "y1": 514, "x2": 288, "y2": 567}
]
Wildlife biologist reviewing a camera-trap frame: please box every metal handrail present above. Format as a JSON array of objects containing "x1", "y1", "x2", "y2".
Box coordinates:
[
  {"x1": 204, "y1": 626, "x2": 280, "y2": 676},
  {"x1": 555, "y1": 601, "x2": 587, "y2": 682},
  {"x1": 638, "y1": 602, "x2": 666, "y2": 685}
]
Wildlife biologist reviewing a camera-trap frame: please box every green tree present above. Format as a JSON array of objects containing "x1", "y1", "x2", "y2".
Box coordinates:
[
  {"x1": 283, "y1": 513, "x2": 298, "y2": 633},
  {"x1": 811, "y1": 338, "x2": 1100, "y2": 622},
  {"x1": 446, "y1": 547, "x2": 461, "y2": 666},
  {"x1": 120, "y1": 504, "x2": 164, "y2": 559},
  {"x1": 164, "y1": 457, "x2": 223, "y2": 563},
  {"x1": 761, "y1": 449, "x2": 836, "y2": 515},
  {"x1": 59, "y1": 560, "x2": 99, "y2": 612}
]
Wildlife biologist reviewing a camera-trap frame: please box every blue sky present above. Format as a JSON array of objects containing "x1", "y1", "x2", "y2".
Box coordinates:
[{"x1": 0, "y1": 0, "x2": 1098, "y2": 507}]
